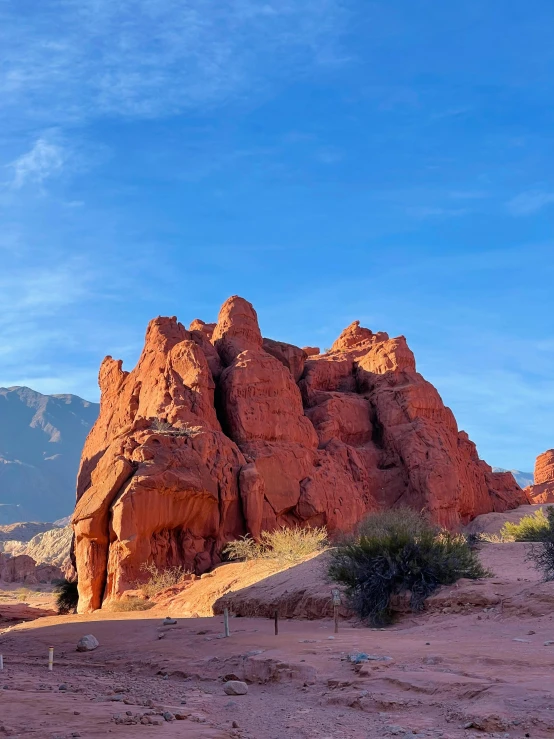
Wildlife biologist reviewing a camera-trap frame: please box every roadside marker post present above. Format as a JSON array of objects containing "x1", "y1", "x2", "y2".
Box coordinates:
[
  {"x1": 332, "y1": 589, "x2": 341, "y2": 633},
  {"x1": 48, "y1": 647, "x2": 54, "y2": 671},
  {"x1": 223, "y1": 608, "x2": 230, "y2": 638}
]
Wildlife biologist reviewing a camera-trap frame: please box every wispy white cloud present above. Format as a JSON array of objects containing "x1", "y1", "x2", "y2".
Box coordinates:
[
  {"x1": 0, "y1": 260, "x2": 102, "y2": 399},
  {"x1": 429, "y1": 106, "x2": 472, "y2": 121},
  {"x1": 0, "y1": 0, "x2": 348, "y2": 124},
  {"x1": 10, "y1": 137, "x2": 65, "y2": 188},
  {"x1": 507, "y1": 189, "x2": 554, "y2": 216},
  {"x1": 0, "y1": 262, "x2": 90, "y2": 358},
  {"x1": 407, "y1": 206, "x2": 468, "y2": 218}
]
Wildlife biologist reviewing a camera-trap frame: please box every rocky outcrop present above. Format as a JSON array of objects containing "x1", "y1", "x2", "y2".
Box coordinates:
[
  {"x1": 73, "y1": 296, "x2": 527, "y2": 612},
  {"x1": 492, "y1": 469, "x2": 534, "y2": 489},
  {"x1": 4, "y1": 526, "x2": 73, "y2": 573},
  {"x1": 0, "y1": 551, "x2": 63, "y2": 584},
  {"x1": 526, "y1": 450, "x2": 554, "y2": 503}
]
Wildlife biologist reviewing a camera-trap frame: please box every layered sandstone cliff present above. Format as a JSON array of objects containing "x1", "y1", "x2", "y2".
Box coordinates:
[
  {"x1": 526, "y1": 450, "x2": 554, "y2": 503},
  {"x1": 73, "y1": 296, "x2": 527, "y2": 612}
]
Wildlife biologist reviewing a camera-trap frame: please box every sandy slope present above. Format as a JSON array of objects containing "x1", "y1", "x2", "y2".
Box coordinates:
[
  {"x1": 149, "y1": 538, "x2": 550, "y2": 622},
  {"x1": 149, "y1": 553, "x2": 344, "y2": 620}
]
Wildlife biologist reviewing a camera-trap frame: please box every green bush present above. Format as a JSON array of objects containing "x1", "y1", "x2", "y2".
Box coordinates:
[
  {"x1": 500, "y1": 508, "x2": 550, "y2": 541},
  {"x1": 54, "y1": 578, "x2": 79, "y2": 614},
  {"x1": 328, "y1": 508, "x2": 488, "y2": 626},
  {"x1": 223, "y1": 526, "x2": 327, "y2": 564},
  {"x1": 526, "y1": 507, "x2": 554, "y2": 580}
]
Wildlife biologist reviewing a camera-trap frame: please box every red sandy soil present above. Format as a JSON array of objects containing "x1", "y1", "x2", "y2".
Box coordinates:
[
  {"x1": 2, "y1": 532, "x2": 554, "y2": 738},
  {"x1": 0, "y1": 584, "x2": 56, "y2": 629}
]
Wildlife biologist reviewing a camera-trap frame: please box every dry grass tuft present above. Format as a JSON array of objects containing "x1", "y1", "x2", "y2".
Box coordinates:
[
  {"x1": 107, "y1": 597, "x2": 154, "y2": 612},
  {"x1": 151, "y1": 419, "x2": 203, "y2": 438},
  {"x1": 137, "y1": 563, "x2": 190, "y2": 598},
  {"x1": 15, "y1": 587, "x2": 33, "y2": 602},
  {"x1": 224, "y1": 526, "x2": 327, "y2": 564}
]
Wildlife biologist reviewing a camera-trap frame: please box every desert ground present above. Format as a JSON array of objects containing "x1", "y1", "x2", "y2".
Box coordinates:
[{"x1": 1, "y1": 509, "x2": 554, "y2": 739}]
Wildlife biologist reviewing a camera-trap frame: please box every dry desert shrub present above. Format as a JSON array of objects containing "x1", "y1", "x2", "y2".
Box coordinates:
[
  {"x1": 151, "y1": 418, "x2": 203, "y2": 438},
  {"x1": 107, "y1": 597, "x2": 154, "y2": 612},
  {"x1": 223, "y1": 535, "x2": 259, "y2": 561},
  {"x1": 15, "y1": 586, "x2": 33, "y2": 602},
  {"x1": 223, "y1": 526, "x2": 327, "y2": 564},
  {"x1": 479, "y1": 533, "x2": 505, "y2": 544},
  {"x1": 137, "y1": 562, "x2": 189, "y2": 598}
]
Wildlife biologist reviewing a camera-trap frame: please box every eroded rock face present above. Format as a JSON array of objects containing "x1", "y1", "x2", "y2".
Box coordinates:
[
  {"x1": 527, "y1": 450, "x2": 554, "y2": 503},
  {"x1": 73, "y1": 295, "x2": 528, "y2": 611}
]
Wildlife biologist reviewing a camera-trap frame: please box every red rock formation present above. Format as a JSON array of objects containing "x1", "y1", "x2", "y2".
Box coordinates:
[
  {"x1": 302, "y1": 346, "x2": 320, "y2": 357},
  {"x1": 0, "y1": 552, "x2": 63, "y2": 584},
  {"x1": 73, "y1": 295, "x2": 528, "y2": 612},
  {"x1": 526, "y1": 450, "x2": 554, "y2": 503}
]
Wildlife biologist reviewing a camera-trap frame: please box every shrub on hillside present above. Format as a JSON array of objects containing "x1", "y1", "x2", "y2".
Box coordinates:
[
  {"x1": 223, "y1": 535, "x2": 260, "y2": 562},
  {"x1": 54, "y1": 578, "x2": 79, "y2": 614},
  {"x1": 151, "y1": 418, "x2": 203, "y2": 438},
  {"x1": 223, "y1": 526, "x2": 327, "y2": 563},
  {"x1": 526, "y1": 506, "x2": 554, "y2": 581},
  {"x1": 500, "y1": 508, "x2": 550, "y2": 542},
  {"x1": 107, "y1": 597, "x2": 154, "y2": 612},
  {"x1": 137, "y1": 563, "x2": 188, "y2": 598},
  {"x1": 328, "y1": 508, "x2": 488, "y2": 626}
]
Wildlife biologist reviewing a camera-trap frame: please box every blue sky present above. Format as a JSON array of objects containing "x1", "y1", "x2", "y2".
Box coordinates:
[{"x1": 0, "y1": 0, "x2": 553, "y2": 472}]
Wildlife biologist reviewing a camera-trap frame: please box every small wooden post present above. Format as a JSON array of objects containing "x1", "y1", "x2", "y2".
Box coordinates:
[
  {"x1": 0, "y1": 654, "x2": 3, "y2": 671},
  {"x1": 48, "y1": 647, "x2": 54, "y2": 671},
  {"x1": 223, "y1": 608, "x2": 230, "y2": 638},
  {"x1": 274, "y1": 610, "x2": 279, "y2": 636},
  {"x1": 332, "y1": 589, "x2": 341, "y2": 634}
]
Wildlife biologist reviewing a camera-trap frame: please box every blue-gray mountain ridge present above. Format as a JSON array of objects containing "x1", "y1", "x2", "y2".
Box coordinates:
[{"x1": 0, "y1": 387, "x2": 99, "y2": 524}]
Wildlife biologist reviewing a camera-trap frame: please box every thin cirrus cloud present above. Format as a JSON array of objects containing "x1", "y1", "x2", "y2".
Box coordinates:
[
  {"x1": 10, "y1": 137, "x2": 65, "y2": 188},
  {"x1": 0, "y1": 261, "x2": 99, "y2": 391},
  {"x1": 507, "y1": 190, "x2": 554, "y2": 216},
  {"x1": 0, "y1": 0, "x2": 348, "y2": 124},
  {"x1": 407, "y1": 206, "x2": 469, "y2": 219}
]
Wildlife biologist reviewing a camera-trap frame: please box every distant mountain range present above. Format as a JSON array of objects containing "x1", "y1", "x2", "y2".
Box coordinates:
[
  {"x1": 0, "y1": 387, "x2": 99, "y2": 524},
  {"x1": 492, "y1": 468, "x2": 534, "y2": 489}
]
